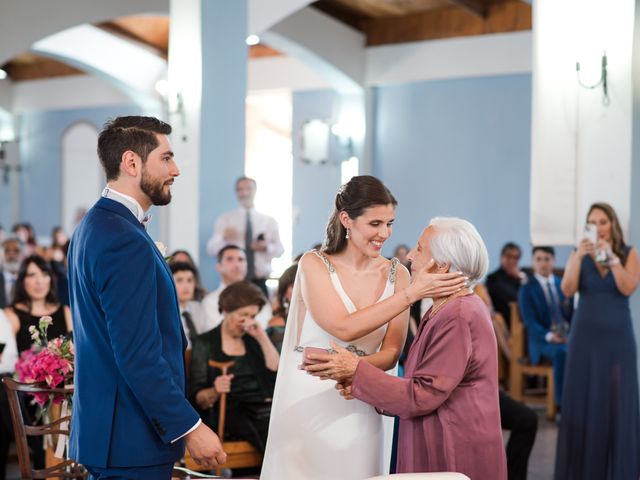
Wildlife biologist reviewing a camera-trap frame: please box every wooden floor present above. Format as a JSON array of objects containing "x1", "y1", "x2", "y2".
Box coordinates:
[{"x1": 5, "y1": 409, "x2": 558, "y2": 480}]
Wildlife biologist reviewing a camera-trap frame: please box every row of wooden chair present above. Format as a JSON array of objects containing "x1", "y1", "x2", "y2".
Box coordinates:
[{"x1": 2, "y1": 360, "x2": 262, "y2": 479}]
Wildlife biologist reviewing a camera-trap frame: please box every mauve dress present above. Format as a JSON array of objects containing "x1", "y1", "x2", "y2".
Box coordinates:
[
  {"x1": 554, "y1": 247, "x2": 640, "y2": 480},
  {"x1": 351, "y1": 294, "x2": 507, "y2": 479}
]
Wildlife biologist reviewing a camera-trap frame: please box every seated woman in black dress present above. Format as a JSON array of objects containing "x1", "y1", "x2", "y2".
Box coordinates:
[
  {"x1": 189, "y1": 281, "x2": 279, "y2": 453},
  {"x1": 4, "y1": 255, "x2": 72, "y2": 353}
]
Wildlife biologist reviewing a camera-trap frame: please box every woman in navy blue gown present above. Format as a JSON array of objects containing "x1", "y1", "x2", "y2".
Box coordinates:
[{"x1": 555, "y1": 202, "x2": 640, "y2": 479}]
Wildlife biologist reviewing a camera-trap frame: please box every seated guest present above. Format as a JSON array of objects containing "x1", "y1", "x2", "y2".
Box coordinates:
[
  {"x1": 171, "y1": 262, "x2": 215, "y2": 347},
  {"x1": 0, "y1": 309, "x2": 18, "y2": 480},
  {"x1": 203, "y1": 245, "x2": 271, "y2": 329},
  {"x1": 393, "y1": 244, "x2": 410, "y2": 269},
  {"x1": 266, "y1": 263, "x2": 297, "y2": 352},
  {"x1": 487, "y1": 242, "x2": 525, "y2": 327},
  {"x1": 190, "y1": 281, "x2": 279, "y2": 453},
  {"x1": 0, "y1": 237, "x2": 24, "y2": 308},
  {"x1": 306, "y1": 218, "x2": 507, "y2": 479},
  {"x1": 169, "y1": 250, "x2": 206, "y2": 301},
  {"x1": 2, "y1": 255, "x2": 69, "y2": 471},
  {"x1": 5, "y1": 255, "x2": 72, "y2": 353},
  {"x1": 518, "y1": 246, "x2": 571, "y2": 406}
]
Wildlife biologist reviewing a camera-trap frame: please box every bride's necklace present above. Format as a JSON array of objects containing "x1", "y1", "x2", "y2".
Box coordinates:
[{"x1": 429, "y1": 288, "x2": 473, "y2": 318}]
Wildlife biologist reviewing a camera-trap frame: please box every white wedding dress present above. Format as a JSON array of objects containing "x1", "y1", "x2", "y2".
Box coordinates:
[{"x1": 260, "y1": 251, "x2": 399, "y2": 480}]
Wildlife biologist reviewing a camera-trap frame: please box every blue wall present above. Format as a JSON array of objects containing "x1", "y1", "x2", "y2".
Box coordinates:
[
  {"x1": 17, "y1": 104, "x2": 143, "y2": 240},
  {"x1": 292, "y1": 90, "x2": 343, "y2": 257},
  {"x1": 371, "y1": 74, "x2": 570, "y2": 272}
]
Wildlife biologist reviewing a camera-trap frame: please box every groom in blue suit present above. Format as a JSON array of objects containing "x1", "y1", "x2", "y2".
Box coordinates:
[
  {"x1": 518, "y1": 246, "x2": 572, "y2": 406},
  {"x1": 68, "y1": 116, "x2": 226, "y2": 479}
]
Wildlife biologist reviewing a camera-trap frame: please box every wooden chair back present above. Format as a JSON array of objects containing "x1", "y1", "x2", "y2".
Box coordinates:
[
  {"x1": 183, "y1": 360, "x2": 263, "y2": 476},
  {"x1": 508, "y1": 302, "x2": 557, "y2": 420},
  {"x1": 2, "y1": 377, "x2": 87, "y2": 479}
]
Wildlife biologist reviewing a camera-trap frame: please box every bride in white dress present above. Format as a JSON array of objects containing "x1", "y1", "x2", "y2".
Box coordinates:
[{"x1": 261, "y1": 176, "x2": 466, "y2": 479}]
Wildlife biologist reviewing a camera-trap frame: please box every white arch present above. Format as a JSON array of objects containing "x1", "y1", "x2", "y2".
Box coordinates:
[{"x1": 61, "y1": 122, "x2": 102, "y2": 235}]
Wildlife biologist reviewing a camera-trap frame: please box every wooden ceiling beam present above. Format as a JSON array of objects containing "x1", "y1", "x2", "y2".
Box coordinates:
[
  {"x1": 363, "y1": 0, "x2": 531, "y2": 46},
  {"x1": 448, "y1": 0, "x2": 486, "y2": 17}
]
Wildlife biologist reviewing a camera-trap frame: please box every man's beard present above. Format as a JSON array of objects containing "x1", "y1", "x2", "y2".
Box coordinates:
[
  {"x1": 141, "y1": 169, "x2": 172, "y2": 206},
  {"x1": 3, "y1": 260, "x2": 20, "y2": 275}
]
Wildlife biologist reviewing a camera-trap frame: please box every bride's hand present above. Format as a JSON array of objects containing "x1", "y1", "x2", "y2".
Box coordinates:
[
  {"x1": 405, "y1": 260, "x2": 468, "y2": 303},
  {"x1": 304, "y1": 341, "x2": 360, "y2": 383},
  {"x1": 335, "y1": 382, "x2": 354, "y2": 400}
]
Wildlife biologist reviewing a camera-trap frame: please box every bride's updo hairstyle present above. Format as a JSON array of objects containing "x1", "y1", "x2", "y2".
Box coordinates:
[{"x1": 322, "y1": 175, "x2": 397, "y2": 254}]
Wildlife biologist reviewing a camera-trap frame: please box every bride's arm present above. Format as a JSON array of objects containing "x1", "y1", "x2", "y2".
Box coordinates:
[
  {"x1": 360, "y1": 265, "x2": 410, "y2": 371},
  {"x1": 300, "y1": 253, "x2": 465, "y2": 342}
]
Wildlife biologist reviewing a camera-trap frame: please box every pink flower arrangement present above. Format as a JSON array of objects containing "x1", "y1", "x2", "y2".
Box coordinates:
[{"x1": 15, "y1": 316, "x2": 74, "y2": 408}]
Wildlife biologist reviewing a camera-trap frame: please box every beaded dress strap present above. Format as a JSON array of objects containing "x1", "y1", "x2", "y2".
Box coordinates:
[
  {"x1": 388, "y1": 257, "x2": 399, "y2": 285},
  {"x1": 313, "y1": 250, "x2": 336, "y2": 274}
]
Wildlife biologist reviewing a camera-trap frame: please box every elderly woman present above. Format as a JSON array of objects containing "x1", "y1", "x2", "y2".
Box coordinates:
[
  {"x1": 189, "y1": 281, "x2": 279, "y2": 453},
  {"x1": 306, "y1": 217, "x2": 507, "y2": 479}
]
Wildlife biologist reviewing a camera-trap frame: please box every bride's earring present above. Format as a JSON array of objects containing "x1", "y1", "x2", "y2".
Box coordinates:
[{"x1": 345, "y1": 228, "x2": 350, "y2": 240}]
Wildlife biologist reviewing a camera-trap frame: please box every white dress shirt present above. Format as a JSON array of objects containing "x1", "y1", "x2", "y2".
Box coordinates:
[
  {"x1": 202, "y1": 283, "x2": 273, "y2": 329},
  {"x1": 206, "y1": 207, "x2": 284, "y2": 278},
  {"x1": 102, "y1": 186, "x2": 148, "y2": 223},
  {"x1": 0, "y1": 310, "x2": 18, "y2": 374},
  {"x1": 534, "y1": 273, "x2": 559, "y2": 342},
  {"x1": 3, "y1": 270, "x2": 16, "y2": 305},
  {"x1": 180, "y1": 300, "x2": 216, "y2": 348}
]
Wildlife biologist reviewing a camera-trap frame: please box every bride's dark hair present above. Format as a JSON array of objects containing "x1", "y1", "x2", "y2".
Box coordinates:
[{"x1": 322, "y1": 175, "x2": 397, "y2": 255}]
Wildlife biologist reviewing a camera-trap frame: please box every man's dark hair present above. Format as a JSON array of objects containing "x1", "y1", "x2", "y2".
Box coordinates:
[
  {"x1": 170, "y1": 261, "x2": 197, "y2": 276},
  {"x1": 217, "y1": 245, "x2": 245, "y2": 263},
  {"x1": 500, "y1": 242, "x2": 521, "y2": 256},
  {"x1": 97, "y1": 116, "x2": 172, "y2": 181},
  {"x1": 235, "y1": 176, "x2": 256, "y2": 189},
  {"x1": 532, "y1": 246, "x2": 555, "y2": 257}
]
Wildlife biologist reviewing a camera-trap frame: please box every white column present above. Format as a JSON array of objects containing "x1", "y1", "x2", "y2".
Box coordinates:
[{"x1": 530, "y1": 0, "x2": 635, "y2": 245}]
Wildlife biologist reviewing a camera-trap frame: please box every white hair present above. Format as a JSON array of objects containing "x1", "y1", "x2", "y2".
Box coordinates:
[{"x1": 428, "y1": 217, "x2": 489, "y2": 285}]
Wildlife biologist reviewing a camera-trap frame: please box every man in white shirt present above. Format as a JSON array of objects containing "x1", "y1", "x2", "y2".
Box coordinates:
[
  {"x1": 171, "y1": 261, "x2": 215, "y2": 348},
  {"x1": 0, "y1": 237, "x2": 23, "y2": 308},
  {"x1": 206, "y1": 177, "x2": 284, "y2": 295},
  {"x1": 518, "y1": 246, "x2": 572, "y2": 406},
  {"x1": 202, "y1": 245, "x2": 272, "y2": 329}
]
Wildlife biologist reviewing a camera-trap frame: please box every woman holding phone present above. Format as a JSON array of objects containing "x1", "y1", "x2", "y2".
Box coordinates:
[
  {"x1": 554, "y1": 202, "x2": 640, "y2": 479},
  {"x1": 260, "y1": 176, "x2": 466, "y2": 480}
]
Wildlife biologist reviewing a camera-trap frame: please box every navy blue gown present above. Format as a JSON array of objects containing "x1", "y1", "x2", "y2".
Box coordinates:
[{"x1": 554, "y1": 247, "x2": 640, "y2": 479}]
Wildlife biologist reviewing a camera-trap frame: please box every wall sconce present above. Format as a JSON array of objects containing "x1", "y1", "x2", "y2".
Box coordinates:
[
  {"x1": 0, "y1": 141, "x2": 22, "y2": 185},
  {"x1": 300, "y1": 119, "x2": 330, "y2": 164},
  {"x1": 155, "y1": 79, "x2": 185, "y2": 127},
  {"x1": 576, "y1": 52, "x2": 609, "y2": 106}
]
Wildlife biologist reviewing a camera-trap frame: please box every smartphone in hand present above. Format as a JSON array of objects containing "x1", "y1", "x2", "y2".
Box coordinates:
[
  {"x1": 583, "y1": 224, "x2": 597, "y2": 244},
  {"x1": 302, "y1": 346, "x2": 329, "y2": 366}
]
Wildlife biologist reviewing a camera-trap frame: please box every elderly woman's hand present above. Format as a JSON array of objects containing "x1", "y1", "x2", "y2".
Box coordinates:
[
  {"x1": 304, "y1": 341, "x2": 360, "y2": 383},
  {"x1": 243, "y1": 319, "x2": 266, "y2": 340},
  {"x1": 406, "y1": 260, "x2": 468, "y2": 302},
  {"x1": 213, "y1": 373, "x2": 234, "y2": 394},
  {"x1": 335, "y1": 382, "x2": 354, "y2": 400}
]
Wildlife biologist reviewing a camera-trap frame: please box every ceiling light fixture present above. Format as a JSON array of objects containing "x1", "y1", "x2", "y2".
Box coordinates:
[{"x1": 246, "y1": 34, "x2": 260, "y2": 46}]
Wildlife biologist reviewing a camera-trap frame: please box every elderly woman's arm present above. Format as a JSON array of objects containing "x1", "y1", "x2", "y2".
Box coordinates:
[
  {"x1": 244, "y1": 320, "x2": 280, "y2": 371},
  {"x1": 351, "y1": 313, "x2": 472, "y2": 418}
]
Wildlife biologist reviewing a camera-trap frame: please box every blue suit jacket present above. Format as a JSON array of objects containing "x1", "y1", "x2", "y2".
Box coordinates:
[
  {"x1": 517, "y1": 275, "x2": 573, "y2": 364},
  {"x1": 67, "y1": 197, "x2": 199, "y2": 468}
]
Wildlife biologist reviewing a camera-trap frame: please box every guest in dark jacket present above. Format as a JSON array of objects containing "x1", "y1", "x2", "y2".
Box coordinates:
[
  {"x1": 189, "y1": 281, "x2": 279, "y2": 452},
  {"x1": 486, "y1": 242, "x2": 525, "y2": 327}
]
